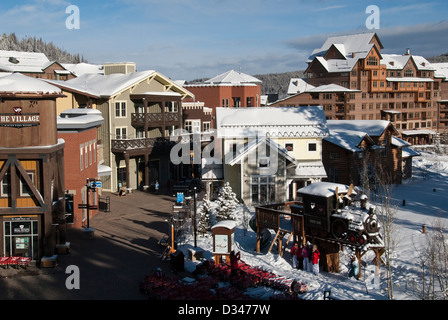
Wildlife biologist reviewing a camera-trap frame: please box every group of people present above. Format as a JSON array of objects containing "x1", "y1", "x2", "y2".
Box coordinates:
[{"x1": 290, "y1": 242, "x2": 320, "y2": 275}]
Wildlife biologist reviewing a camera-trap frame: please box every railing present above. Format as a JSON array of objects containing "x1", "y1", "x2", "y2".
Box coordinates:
[
  {"x1": 111, "y1": 137, "x2": 175, "y2": 153},
  {"x1": 131, "y1": 112, "x2": 179, "y2": 125}
]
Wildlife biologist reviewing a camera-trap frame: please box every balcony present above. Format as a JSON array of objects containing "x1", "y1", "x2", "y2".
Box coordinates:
[
  {"x1": 111, "y1": 137, "x2": 176, "y2": 155},
  {"x1": 131, "y1": 112, "x2": 180, "y2": 127}
]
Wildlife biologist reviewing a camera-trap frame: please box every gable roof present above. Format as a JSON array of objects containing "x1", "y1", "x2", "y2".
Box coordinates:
[
  {"x1": 326, "y1": 120, "x2": 398, "y2": 137},
  {"x1": 287, "y1": 78, "x2": 315, "y2": 94},
  {"x1": 0, "y1": 72, "x2": 62, "y2": 95},
  {"x1": 228, "y1": 137, "x2": 296, "y2": 166},
  {"x1": 381, "y1": 54, "x2": 435, "y2": 71},
  {"x1": 324, "y1": 127, "x2": 374, "y2": 152},
  {"x1": 46, "y1": 70, "x2": 194, "y2": 100},
  {"x1": 216, "y1": 106, "x2": 329, "y2": 138},
  {"x1": 204, "y1": 69, "x2": 262, "y2": 85},
  {"x1": 307, "y1": 32, "x2": 383, "y2": 73},
  {"x1": 307, "y1": 32, "x2": 382, "y2": 63}
]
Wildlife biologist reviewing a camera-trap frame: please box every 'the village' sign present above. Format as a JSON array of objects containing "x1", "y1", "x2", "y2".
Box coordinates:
[{"x1": 0, "y1": 107, "x2": 40, "y2": 128}]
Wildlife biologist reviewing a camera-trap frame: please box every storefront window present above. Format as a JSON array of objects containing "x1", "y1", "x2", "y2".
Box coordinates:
[{"x1": 4, "y1": 219, "x2": 39, "y2": 259}]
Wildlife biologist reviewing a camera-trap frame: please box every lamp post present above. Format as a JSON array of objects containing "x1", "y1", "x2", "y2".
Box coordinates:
[{"x1": 193, "y1": 187, "x2": 197, "y2": 248}]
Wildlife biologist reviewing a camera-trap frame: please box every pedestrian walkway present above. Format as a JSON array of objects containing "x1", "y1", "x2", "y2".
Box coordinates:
[{"x1": 0, "y1": 190, "x2": 179, "y2": 300}]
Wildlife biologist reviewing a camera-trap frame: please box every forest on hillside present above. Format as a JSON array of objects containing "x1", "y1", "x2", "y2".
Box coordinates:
[{"x1": 0, "y1": 33, "x2": 87, "y2": 64}]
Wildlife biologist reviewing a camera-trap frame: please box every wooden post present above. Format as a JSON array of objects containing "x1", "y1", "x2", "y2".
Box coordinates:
[{"x1": 356, "y1": 248, "x2": 361, "y2": 280}]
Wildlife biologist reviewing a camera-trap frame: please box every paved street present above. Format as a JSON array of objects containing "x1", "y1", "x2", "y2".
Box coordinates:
[{"x1": 0, "y1": 190, "x2": 181, "y2": 300}]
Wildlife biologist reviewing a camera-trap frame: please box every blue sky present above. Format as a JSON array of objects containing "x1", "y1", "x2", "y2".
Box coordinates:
[{"x1": 0, "y1": 0, "x2": 447, "y2": 80}]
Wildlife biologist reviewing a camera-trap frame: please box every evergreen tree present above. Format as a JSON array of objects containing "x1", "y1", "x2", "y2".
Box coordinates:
[
  {"x1": 214, "y1": 182, "x2": 239, "y2": 221},
  {"x1": 197, "y1": 194, "x2": 213, "y2": 236}
]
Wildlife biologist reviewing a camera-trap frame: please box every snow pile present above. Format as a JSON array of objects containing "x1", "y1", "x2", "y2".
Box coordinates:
[{"x1": 178, "y1": 148, "x2": 448, "y2": 300}]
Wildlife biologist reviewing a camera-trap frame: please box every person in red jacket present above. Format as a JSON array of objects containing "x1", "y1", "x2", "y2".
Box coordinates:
[
  {"x1": 229, "y1": 250, "x2": 240, "y2": 276},
  {"x1": 311, "y1": 244, "x2": 320, "y2": 275},
  {"x1": 290, "y1": 242, "x2": 299, "y2": 269}
]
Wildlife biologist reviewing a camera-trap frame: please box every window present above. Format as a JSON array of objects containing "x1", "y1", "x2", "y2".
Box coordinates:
[
  {"x1": 89, "y1": 142, "x2": 92, "y2": 165},
  {"x1": 1, "y1": 173, "x2": 10, "y2": 197},
  {"x1": 185, "y1": 120, "x2": 201, "y2": 133},
  {"x1": 165, "y1": 101, "x2": 178, "y2": 113},
  {"x1": 20, "y1": 172, "x2": 34, "y2": 197},
  {"x1": 203, "y1": 122, "x2": 211, "y2": 132},
  {"x1": 80, "y1": 146, "x2": 83, "y2": 171},
  {"x1": 115, "y1": 101, "x2": 126, "y2": 118},
  {"x1": 308, "y1": 143, "x2": 317, "y2": 152},
  {"x1": 367, "y1": 56, "x2": 378, "y2": 66},
  {"x1": 285, "y1": 143, "x2": 294, "y2": 152},
  {"x1": 250, "y1": 176, "x2": 276, "y2": 204},
  {"x1": 115, "y1": 127, "x2": 127, "y2": 139}
]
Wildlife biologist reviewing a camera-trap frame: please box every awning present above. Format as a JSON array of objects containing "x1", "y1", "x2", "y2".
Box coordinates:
[
  {"x1": 98, "y1": 164, "x2": 112, "y2": 177},
  {"x1": 287, "y1": 160, "x2": 327, "y2": 179}
]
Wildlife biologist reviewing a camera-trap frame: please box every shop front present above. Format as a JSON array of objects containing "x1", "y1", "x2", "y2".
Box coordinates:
[{"x1": 3, "y1": 216, "x2": 40, "y2": 259}]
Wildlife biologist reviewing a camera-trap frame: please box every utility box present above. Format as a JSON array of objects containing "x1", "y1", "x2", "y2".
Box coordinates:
[{"x1": 212, "y1": 220, "x2": 236, "y2": 263}]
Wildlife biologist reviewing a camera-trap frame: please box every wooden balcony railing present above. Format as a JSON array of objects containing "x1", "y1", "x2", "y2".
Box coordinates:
[
  {"x1": 131, "y1": 112, "x2": 179, "y2": 126},
  {"x1": 111, "y1": 137, "x2": 176, "y2": 153}
]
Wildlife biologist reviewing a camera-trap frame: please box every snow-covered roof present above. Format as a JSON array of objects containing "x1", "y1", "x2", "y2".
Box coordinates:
[
  {"x1": 0, "y1": 50, "x2": 50, "y2": 73},
  {"x1": 288, "y1": 160, "x2": 327, "y2": 179},
  {"x1": 308, "y1": 32, "x2": 379, "y2": 63},
  {"x1": 305, "y1": 83, "x2": 360, "y2": 93},
  {"x1": 287, "y1": 78, "x2": 315, "y2": 95},
  {"x1": 401, "y1": 129, "x2": 436, "y2": 136},
  {"x1": 381, "y1": 54, "x2": 435, "y2": 71},
  {"x1": 46, "y1": 70, "x2": 156, "y2": 98},
  {"x1": 211, "y1": 220, "x2": 237, "y2": 230},
  {"x1": 324, "y1": 128, "x2": 373, "y2": 152},
  {"x1": 298, "y1": 181, "x2": 352, "y2": 198},
  {"x1": 216, "y1": 106, "x2": 329, "y2": 138},
  {"x1": 57, "y1": 108, "x2": 104, "y2": 130},
  {"x1": 0, "y1": 72, "x2": 62, "y2": 95},
  {"x1": 431, "y1": 62, "x2": 448, "y2": 80},
  {"x1": 204, "y1": 69, "x2": 261, "y2": 85},
  {"x1": 227, "y1": 137, "x2": 296, "y2": 166},
  {"x1": 62, "y1": 63, "x2": 104, "y2": 76},
  {"x1": 327, "y1": 120, "x2": 394, "y2": 137}
]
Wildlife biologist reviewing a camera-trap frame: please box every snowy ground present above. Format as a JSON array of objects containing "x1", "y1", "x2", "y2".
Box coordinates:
[{"x1": 178, "y1": 148, "x2": 448, "y2": 300}]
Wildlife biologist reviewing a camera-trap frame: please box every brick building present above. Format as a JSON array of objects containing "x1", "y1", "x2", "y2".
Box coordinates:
[
  {"x1": 184, "y1": 70, "x2": 262, "y2": 127},
  {"x1": 271, "y1": 32, "x2": 441, "y2": 144},
  {"x1": 57, "y1": 108, "x2": 105, "y2": 229}
]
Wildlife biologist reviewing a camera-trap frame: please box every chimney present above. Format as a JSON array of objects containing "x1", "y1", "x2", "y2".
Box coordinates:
[
  {"x1": 405, "y1": 48, "x2": 411, "y2": 55},
  {"x1": 103, "y1": 62, "x2": 136, "y2": 75}
]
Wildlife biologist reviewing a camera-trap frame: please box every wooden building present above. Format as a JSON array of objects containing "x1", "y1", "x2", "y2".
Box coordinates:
[
  {"x1": 47, "y1": 64, "x2": 195, "y2": 192},
  {"x1": 0, "y1": 73, "x2": 66, "y2": 260},
  {"x1": 323, "y1": 120, "x2": 403, "y2": 185},
  {"x1": 271, "y1": 33, "x2": 442, "y2": 143},
  {"x1": 0, "y1": 50, "x2": 75, "y2": 80}
]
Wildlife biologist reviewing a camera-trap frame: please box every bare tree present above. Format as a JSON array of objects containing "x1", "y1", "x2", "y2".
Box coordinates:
[
  {"x1": 413, "y1": 218, "x2": 448, "y2": 300},
  {"x1": 374, "y1": 165, "x2": 397, "y2": 299}
]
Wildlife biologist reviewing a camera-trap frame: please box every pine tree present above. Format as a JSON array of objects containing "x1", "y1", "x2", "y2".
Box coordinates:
[
  {"x1": 214, "y1": 182, "x2": 239, "y2": 221},
  {"x1": 197, "y1": 194, "x2": 213, "y2": 236}
]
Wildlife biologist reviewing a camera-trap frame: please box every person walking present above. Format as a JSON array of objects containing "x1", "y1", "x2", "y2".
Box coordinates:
[
  {"x1": 297, "y1": 243, "x2": 304, "y2": 270},
  {"x1": 154, "y1": 180, "x2": 159, "y2": 194},
  {"x1": 311, "y1": 244, "x2": 320, "y2": 276}
]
